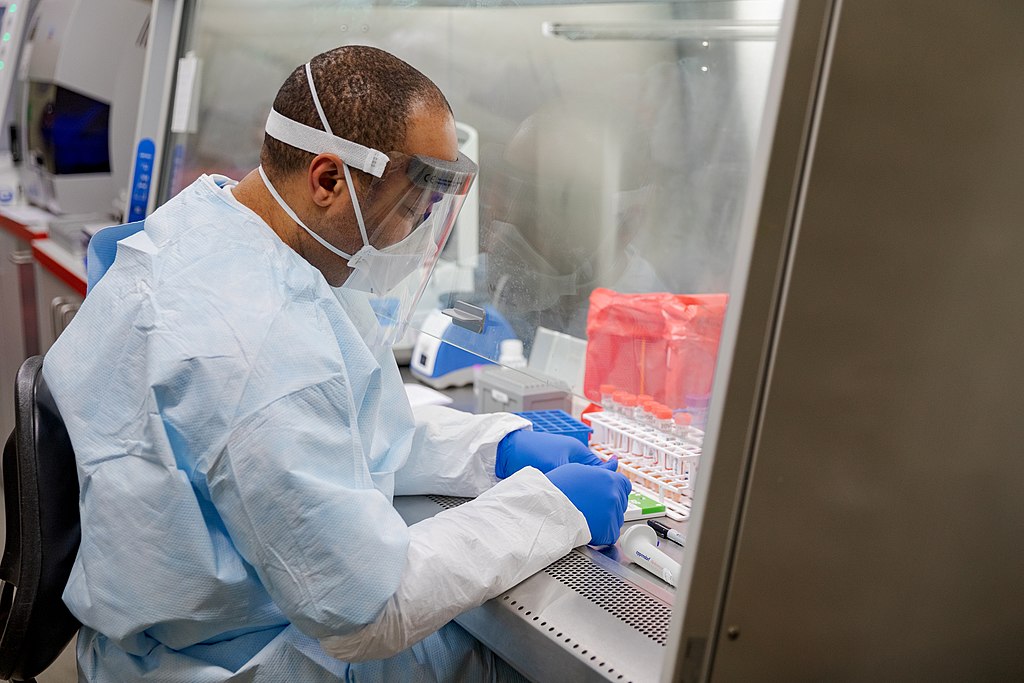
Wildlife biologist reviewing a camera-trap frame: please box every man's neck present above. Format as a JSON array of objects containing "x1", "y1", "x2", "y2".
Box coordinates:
[{"x1": 232, "y1": 169, "x2": 301, "y2": 252}]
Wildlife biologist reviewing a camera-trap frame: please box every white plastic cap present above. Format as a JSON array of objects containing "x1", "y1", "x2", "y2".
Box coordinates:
[{"x1": 498, "y1": 339, "x2": 527, "y2": 369}]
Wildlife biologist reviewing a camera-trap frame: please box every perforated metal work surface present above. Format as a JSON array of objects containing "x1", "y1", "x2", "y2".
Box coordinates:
[
  {"x1": 420, "y1": 495, "x2": 674, "y2": 649},
  {"x1": 395, "y1": 494, "x2": 680, "y2": 681},
  {"x1": 544, "y1": 551, "x2": 672, "y2": 645},
  {"x1": 425, "y1": 495, "x2": 472, "y2": 510}
]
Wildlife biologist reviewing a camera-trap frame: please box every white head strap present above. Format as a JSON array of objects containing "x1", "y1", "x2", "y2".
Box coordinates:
[
  {"x1": 264, "y1": 62, "x2": 390, "y2": 178},
  {"x1": 263, "y1": 61, "x2": 384, "y2": 248}
]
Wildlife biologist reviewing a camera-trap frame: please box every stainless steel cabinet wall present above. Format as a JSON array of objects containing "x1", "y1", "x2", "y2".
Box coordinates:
[{"x1": 674, "y1": 1, "x2": 1024, "y2": 680}]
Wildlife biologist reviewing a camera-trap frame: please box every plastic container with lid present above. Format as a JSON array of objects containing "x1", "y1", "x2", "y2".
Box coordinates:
[
  {"x1": 653, "y1": 404, "x2": 674, "y2": 438},
  {"x1": 634, "y1": 394, "x2": 654, "y2": 421},
  {"x1": 638, "y1": 399, "x2": 658, "y2": 426},
  {"x1": 611, "y1": 390, "x2": 630, "y2": 415},
  {"x1": 618, "y1": 393, "x2": 639, "y2": 418},
  {"x1": 498, "y1": 339, "x2": 528, "y2": 369}
]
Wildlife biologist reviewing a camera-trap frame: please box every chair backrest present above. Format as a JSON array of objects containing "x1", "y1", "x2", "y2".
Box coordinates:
[
  {"x1": 0, "y1": 356, "x2": 81, "y2": 681},
  {"x1": 86, "y1": 220, "x2": 146, "y2": 293}
]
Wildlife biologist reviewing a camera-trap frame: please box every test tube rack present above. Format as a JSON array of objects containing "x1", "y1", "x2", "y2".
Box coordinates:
[{"x1": 588, "y1": 411, "x2": 703, "y2": 519}]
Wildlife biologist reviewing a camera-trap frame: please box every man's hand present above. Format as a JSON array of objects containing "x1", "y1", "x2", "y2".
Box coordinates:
[
  {"x1": 495, "y1": 429, "x2": 617, "y2": 479},
  {"x1": 546, "y1": 463, "x2": 632, "y2": 546}
]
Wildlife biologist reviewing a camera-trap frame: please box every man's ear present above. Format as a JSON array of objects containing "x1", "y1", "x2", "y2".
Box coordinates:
[{"x1": 308, "y1": 154, "x2": 345, "y2": 207}]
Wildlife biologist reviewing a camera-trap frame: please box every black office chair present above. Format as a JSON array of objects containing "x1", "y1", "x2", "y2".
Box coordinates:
[{"x1": 0, "y1": 356, "x2": 81, "y2": 682}]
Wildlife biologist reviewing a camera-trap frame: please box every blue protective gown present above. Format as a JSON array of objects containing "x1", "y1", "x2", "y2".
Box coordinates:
[{"x1": 43, "y1": 175, "x2": 588, "y2": 681}]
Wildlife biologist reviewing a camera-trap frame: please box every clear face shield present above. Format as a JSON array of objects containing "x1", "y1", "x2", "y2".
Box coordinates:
[
  {"x1": 259, "y1": 62, "x2": 478, "y2": 348},
  {"x1": 340, "y1": 152, "x2": 476, "y2": 347}
]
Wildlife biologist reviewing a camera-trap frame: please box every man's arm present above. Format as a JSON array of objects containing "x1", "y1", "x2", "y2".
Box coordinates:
[
  {"x1": 205, "y1": 379, "x2": 588, "y2": 661},
  {"x1": 392, "y1": 404, "x2": 531, "y2": 497},
  {"x1": 320, "y1": 466, "x2": 589, "y2": 661}
]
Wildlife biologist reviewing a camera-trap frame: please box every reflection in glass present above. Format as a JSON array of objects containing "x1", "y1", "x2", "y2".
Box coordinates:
[{"x1": 162, "y1": 0, "x2": 781, "y2": 367}]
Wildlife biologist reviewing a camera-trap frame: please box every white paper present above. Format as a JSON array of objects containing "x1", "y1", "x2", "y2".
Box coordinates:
[{"x1": 404, "y1": 383, "x2": 453, "y2": 408}]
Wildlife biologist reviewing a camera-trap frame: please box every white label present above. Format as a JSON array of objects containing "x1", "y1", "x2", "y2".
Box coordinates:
[
  {"x1": 491, "y1": 389, "x2": 509, "y2": 405},
  {"x1": 171, "y1": 53, "x2": 200, "y2": 134}
]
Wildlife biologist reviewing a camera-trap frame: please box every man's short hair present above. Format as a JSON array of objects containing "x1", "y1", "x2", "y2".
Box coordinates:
[{"x1": 261, "y1": 45, "x2": 450, "y2": 180}]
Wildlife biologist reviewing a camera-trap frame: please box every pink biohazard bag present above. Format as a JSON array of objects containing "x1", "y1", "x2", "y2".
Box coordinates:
[{"x1": 583, "y1": 288, "x2": 728, "y2": 412}]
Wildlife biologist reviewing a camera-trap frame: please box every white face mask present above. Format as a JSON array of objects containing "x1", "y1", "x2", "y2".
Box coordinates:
[{"x1": 342, "y1": 222, "x2": 438, "y2": 294}]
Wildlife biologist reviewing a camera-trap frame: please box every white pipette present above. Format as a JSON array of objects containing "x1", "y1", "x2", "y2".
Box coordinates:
[{"x1": 619, "y1": 524, "x2": 681, "y2": 587}]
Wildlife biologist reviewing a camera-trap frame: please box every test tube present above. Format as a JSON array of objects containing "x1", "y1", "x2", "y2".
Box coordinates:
[
  {"x1": 618, "y1": 393, "x2": 638, "y2": 422},
  {"x1": 640, "y1": 400, "x2": 658, "y2": 427},
  {"x1": 600, "y1": 384, "x2": 617, "y2": 412},
  {"x1": 662, "y1": 451, "x2": 678, "y2": 477},
  {"x1": 630, "y1": 433, "x2": 645, "y2": 464},
  {"x1": 635, "y1": 394, "x2": 653, "y2": 421},
  {"x1": 612, "y1": 390, "x2": 629, "y2": 416},
  {"x1": 653, "y1": 405, "x2": 674, "y2": 439}
]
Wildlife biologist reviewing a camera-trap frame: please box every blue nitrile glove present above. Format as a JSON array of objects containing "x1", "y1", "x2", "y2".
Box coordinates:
[
  {"x1": 545, "y1": 463, "x2": 632, "y2": 546},
  {"x1": 496, "y1": 429, "x2": 611, "y2": 479}
]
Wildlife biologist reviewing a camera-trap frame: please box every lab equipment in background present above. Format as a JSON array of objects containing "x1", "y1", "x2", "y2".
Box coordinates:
[
  {"x1": 618, "y1": 523, "x2": 680, "y2": 588},
  {"x1": 443, "y1": 122, "x2": 479, "y2": 292},
  {"x1": 46, "y1": 218, "x2": 106, "y2": 268},
  {"x1": 409, "y1": 306, "x2": 516, "y2": 389},
  {"x1": 474, "y1": 326, "x2": 587, "y2": 417},
  {"x1": 512, "y1": 409, "x2": 590, "y2": 446},
  {"x1": 583, "y1": 288, "x2": 727, "y2": 415},
  {"x1": 17, "y1": 0, "x2": 150, "y2": 218},
  {"x1": 526, "y1": 326, "x2": 587, "y2": 395},
  {"x1": 0, "y1": 1, "x2": 38, "y2": 148},
  {"x1": 475, "y1": 366, "x2": 571, "y2": 414}
]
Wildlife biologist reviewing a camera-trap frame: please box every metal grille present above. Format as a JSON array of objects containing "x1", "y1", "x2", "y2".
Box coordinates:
[
  {"x1": 544, "y1": 551, "x2": 672, "y2": 645},
  {"x1": 425, "y1": 495, "x2": 473, "y2": 510},
  {"x1": 502, "y1": 592, "x2": 639, "y2": 683}
]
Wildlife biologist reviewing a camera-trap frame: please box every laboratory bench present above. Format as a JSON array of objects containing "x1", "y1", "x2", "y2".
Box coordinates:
[{"x1": 396, "y1": 366, "x2": 685, "y2": 683}]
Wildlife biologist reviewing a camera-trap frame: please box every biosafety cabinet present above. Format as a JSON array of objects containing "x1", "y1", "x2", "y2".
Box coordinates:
[{"x1": 132, "y1": 1, "x2": 1024, "y2": 680}]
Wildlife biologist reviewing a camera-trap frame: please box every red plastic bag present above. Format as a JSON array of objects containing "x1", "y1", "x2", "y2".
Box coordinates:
[{"x1": 583, "y1": 288, "x2": 727, "y2": 411}]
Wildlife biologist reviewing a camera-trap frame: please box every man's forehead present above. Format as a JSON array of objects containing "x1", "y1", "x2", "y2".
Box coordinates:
[{"x1": 401, "y1": 103, "x2": 458, "y2": 162}]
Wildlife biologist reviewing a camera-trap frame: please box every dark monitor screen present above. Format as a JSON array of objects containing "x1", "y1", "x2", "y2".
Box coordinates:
[{"x1": 27, "y1": 80, "x2": 111, "y2": 175}]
